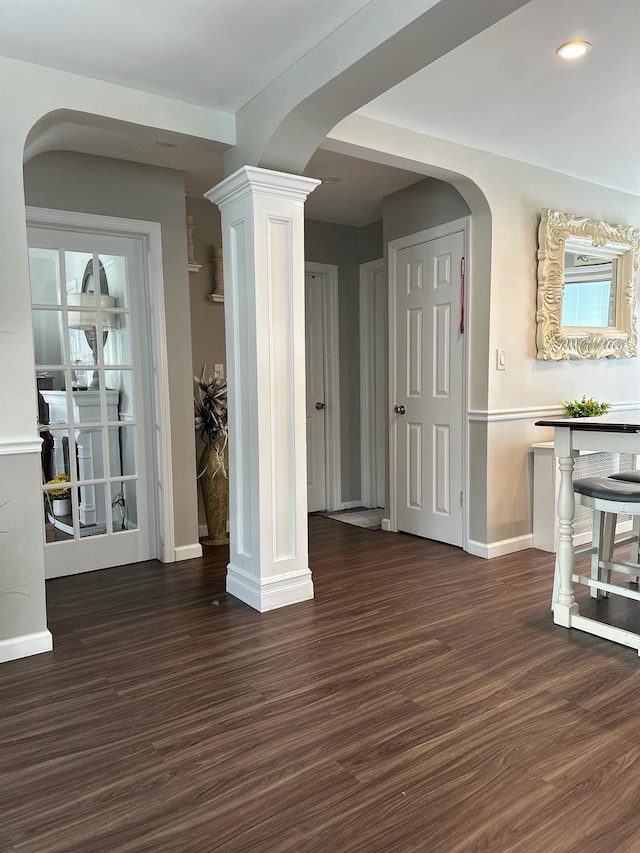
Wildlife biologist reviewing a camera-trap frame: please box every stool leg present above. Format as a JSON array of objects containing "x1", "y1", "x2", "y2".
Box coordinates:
[
  {"x1": 591, "y1": 510, "x2": 605, "y2": 599},
  {"x1": 599, "y1": 511, "x2": 617, "y2": 597},
  {"x1": 631, "y1": 515, "x2": 640, "y2": 582}
]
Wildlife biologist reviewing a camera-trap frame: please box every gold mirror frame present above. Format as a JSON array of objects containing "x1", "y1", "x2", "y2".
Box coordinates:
[{"x1": 536, "y1": 208, "x2": 640, "y2": 360}]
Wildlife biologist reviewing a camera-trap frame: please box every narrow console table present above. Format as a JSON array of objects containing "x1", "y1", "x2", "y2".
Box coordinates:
[{"x1": 536, "y1": 414, "x2": 640, "y2": 653}]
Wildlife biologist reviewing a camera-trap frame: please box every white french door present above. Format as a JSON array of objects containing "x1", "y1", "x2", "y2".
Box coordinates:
[
  {"x1": 392, "y1": 226, "x2": 466, "y2": 547},
  {"x1": 29, "y1": 227, "x2": 156, "y2": 578}
]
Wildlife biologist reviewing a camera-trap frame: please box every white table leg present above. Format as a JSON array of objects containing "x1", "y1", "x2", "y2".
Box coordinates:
[{"x1": 553, "y1": 454, "x2": 579, "y2": 626}]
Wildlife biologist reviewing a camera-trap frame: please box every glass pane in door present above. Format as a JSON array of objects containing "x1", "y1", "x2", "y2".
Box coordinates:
[{"x1": 29, "y1": 248, "x2": 61, "y2": 305}]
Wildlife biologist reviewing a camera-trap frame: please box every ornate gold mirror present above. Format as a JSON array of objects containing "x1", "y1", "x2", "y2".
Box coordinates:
[{"x1": 536, "y1": 209, "x2": 640, "y2": 359}]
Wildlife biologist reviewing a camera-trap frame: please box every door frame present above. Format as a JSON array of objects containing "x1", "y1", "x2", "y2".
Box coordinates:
[
  {"x1": 26, "y1": 206, "x2": 175, "y2": 562},
  {"x1": 304, "y1": 262, "x2": 341, "y2": 512},
  {"x1": 387, "y1": 217, "x2": 470, "y2": 550},
  {"x1": 359, "y1": 258, "x2": 386, "y2": 508}
]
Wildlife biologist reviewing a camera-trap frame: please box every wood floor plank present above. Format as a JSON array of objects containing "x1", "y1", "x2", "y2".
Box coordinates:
[{"x1": 2, "y1": 517, "x2": 640, "y2": 851}]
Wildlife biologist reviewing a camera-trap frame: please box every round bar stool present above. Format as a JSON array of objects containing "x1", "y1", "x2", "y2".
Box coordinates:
[
  {"x1": 572, "y1": 477, "x2": 640, "y2": 601},
  {"x1": 609, "y1": 469, "x2": 640, "y2": 567}
]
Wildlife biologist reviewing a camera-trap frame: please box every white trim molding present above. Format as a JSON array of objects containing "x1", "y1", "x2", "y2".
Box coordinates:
[
  {"x1": 0, "y1": 630, "x2": 53, "y2": 664},
  {"x1": 341, "y1": 500, "x2": 362, "y2": 510},
  {"x1": 226, "y1": 565, "x2": 314, "y2": 613},
  {"x1": 0, "y1": 438, "x2": 43, "y2": 456},
  {"x1": 468, "y1": 401, "x2": 640, "y2": 423},
  {"x1": 468, "y1": 534, "x2": 533, "y2": 560},
  {"x1": 305, "y1": 262, "x2": 341, "y2": 513},
  {"x1": 26, "y1": 206, "x2": 175, "y2": 565},
  {"x1": 174, "y1": 543, "x2": 203, "y2": 561}
]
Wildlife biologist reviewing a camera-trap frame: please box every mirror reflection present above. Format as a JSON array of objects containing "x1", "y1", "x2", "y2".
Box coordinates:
[{"x1": 562, "y1": 247, "x2": 616, "y2": 328}]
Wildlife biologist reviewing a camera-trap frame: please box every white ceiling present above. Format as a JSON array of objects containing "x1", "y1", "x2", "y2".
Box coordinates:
[
  {"x1": 358, "y1": 0, "x2": 640, "y2": 195},
  {"x1": 0, "y1": 0, "x2": 374, "y2": 112},
  {"x1": 3, "y1": 0, "x2": 639, "y2": 222}
]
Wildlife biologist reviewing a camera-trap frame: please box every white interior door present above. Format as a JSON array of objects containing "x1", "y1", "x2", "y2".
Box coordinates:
[
  {"x1": 360, "y1": 259, "x2": 387, "y2": 509},
  {"x1": 394, "y1": 229, "x2": 465, "y2": 546},
  {"x1": 305, "y1": 271, "x2": 326, "y2": 512},
  {"x1": 29, "y1": 227, "x2": 156, "y2": 578}
]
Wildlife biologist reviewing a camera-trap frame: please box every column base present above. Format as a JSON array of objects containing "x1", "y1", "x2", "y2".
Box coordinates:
[{"x1": 226, "y1": 564, "x2": 314, "y2": 612}]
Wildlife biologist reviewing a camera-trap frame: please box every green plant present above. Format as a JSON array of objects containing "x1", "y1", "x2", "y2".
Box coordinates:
[
  {"x1": 46, "y1": 472, "x2": 71, "y2": 498},
  {"x1": 563, "y1": 396, "x2": 611, "y2": 418}
]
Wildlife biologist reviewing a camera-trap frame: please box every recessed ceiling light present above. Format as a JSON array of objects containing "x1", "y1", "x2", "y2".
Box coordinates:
[
  {"x1": 155, "y1": 140, "x2": 179, "y2": 148},
  {"x1": 321, "y1": 176, "x2": 341, "y2": 185},
  {"x1": 556, "y1": 40, "x2": 591, "y2": 60}
]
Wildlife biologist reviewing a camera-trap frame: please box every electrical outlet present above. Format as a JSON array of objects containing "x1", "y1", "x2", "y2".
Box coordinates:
[
  {"x1": 214, "y1": 363, "x2": 224, "y2": 379},
  {"x1": 496, "y1": 348, "x2": 506, "y2": 370}
]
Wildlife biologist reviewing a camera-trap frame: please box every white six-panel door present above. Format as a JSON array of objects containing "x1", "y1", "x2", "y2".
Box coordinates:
[
  {"x1": 393, "y1": 229, "x2": 465, "y2": 546},
  {"x1": 305, "y1": 271, "x2": 327, "y2": 512}
]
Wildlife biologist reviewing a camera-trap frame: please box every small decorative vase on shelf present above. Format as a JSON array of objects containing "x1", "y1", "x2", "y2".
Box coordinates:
[{"x1": 198, "y1": 436, "x2": 229, "y2": 546}]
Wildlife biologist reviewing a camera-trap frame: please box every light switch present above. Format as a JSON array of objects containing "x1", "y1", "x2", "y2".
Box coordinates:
[
  {"x1": 214, "y1": 363, "x2": 224, "y2": 379},
  {"x1": 496, "y1": 348, "x2": 506, "y2": 370}
]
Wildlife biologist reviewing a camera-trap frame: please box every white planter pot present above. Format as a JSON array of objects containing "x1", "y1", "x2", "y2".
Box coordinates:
[{"x1": 52, "y1": 497, "x2": 71, "y2": 516}]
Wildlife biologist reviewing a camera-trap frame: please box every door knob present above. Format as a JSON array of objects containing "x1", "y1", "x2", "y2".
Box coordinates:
[
  {"x1": 315, "y1": 401, "x2": 326, "y2": 410},
  {"x1": 394, "y1": 404, "x2": 406, "y2": 415}
]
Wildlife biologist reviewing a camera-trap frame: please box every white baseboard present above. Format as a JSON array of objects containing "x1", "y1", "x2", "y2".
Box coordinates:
[
  {"x1": 468, "y1": 534, "x2": 533, "y2": 560},
  {"x1": 381, "y1": 518, "x2": 391, "y2": 531},
  {"x1": 226, "y1": 564, "x2": 314, "y2": 612},
  {"x1": 0, "y1": 630, "x2": 53, "y2": 664},
  {"x1": 174, "y1": 543, "x2": 203, "y2": 561},
  {"x1": 341, "y1": 500, "x2": 362, "y2": 510}
]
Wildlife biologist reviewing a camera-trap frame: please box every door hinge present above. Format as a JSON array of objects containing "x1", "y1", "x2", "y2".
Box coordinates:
[{"x1": 460, "y1": 491, "x2": 464, "y2": 506}]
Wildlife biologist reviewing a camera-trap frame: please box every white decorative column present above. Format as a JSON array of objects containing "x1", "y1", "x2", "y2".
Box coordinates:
[{"x1": 205, "y1": 167, "x2": 320, "y2": 612}]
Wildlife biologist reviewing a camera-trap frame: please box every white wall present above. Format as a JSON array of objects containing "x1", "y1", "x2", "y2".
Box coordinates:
[{"x1": 328, "y1": 115, "x2": 640, "y2": 547}]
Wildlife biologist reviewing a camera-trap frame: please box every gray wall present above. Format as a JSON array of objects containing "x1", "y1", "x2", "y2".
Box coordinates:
[
  {"x1": 24, "y1": 151, "x2": 200, "y2": 549},
  {"x1": 383, "y1": 177, "x2": 471, "y2": 244},
  {"x1": 186, "y1": 196, "x2": 225, "y2": 528}
]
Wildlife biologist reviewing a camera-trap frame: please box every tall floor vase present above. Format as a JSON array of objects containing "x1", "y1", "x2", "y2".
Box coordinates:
[{"x1": 198, "y1": 436, "x2": 229, "y2": 546}]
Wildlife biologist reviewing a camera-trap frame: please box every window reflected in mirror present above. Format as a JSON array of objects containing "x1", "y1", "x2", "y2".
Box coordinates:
[{"x1": 562, "y1": 252, "x2": 617, "y2": 328}]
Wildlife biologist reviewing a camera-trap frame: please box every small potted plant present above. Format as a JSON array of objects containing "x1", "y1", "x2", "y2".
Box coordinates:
[
  {"x1": 46, "y1": 473, "x2": 71, "y2": 516},
  {"x1": 563, "y1": 396, "x2": 611, "y2": 418}
]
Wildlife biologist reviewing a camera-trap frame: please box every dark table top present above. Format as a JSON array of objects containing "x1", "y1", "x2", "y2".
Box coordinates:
[{"x1": 536, "y1": 413, "x2": 640, "y2": 432}]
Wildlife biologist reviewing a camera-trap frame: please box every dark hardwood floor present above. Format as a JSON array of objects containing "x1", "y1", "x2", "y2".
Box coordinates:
[{"x1": 2, "y1": 517, "x2": 640, "y2": 852}]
